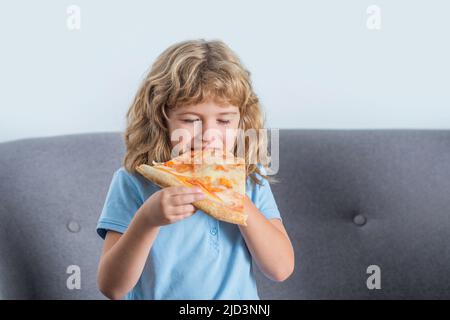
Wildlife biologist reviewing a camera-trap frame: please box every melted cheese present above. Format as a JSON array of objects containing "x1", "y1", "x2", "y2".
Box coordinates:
[{"x1": 153, "y1": 153, "x2": 245, "y2": 208}]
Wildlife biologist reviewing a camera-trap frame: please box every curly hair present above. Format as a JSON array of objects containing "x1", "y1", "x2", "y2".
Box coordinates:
[{"x1": 123, "y1": 39, "x2": 275, "y2": 185}]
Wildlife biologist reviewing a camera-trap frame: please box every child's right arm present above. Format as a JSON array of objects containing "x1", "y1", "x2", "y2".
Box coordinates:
[{"x1": 97, "y1": 186, "x2": 205, "y2": 300}]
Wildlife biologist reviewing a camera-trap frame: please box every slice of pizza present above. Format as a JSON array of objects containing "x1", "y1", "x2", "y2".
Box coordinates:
[{"x1": 136, "y1": 149, "x2": 247, "y2": 225}]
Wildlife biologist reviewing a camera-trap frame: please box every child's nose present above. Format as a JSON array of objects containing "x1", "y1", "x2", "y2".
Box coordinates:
[
  {"x1": 202, "y1": 128, "x2": 220, "y2": 143},
  {"x1": 199, "y1": 124, "x2": 223, "y2": 147}
]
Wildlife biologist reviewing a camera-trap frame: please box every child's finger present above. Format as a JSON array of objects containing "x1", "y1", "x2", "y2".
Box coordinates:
[
  {"x1": 171, "y1": 192, "x2": 206, "y2": 206},
  {"x1": 175, "y1": 210, "x2": 197, "y2": 221},
  {"x1": 172, "y1": 204, "x2": 196, "y2": 215}
]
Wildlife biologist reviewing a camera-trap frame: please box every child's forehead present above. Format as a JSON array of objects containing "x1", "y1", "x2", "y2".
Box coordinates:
[{"x1": 172, "y1": 100, "x2": 239, "y2": 114}]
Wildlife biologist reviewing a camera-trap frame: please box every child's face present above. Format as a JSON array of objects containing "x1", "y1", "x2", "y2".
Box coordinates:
[{"x1": 167, "y1": 100, "x2": 240, "y2": 155}]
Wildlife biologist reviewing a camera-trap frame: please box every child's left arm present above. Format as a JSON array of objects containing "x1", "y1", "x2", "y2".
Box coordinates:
[{"x1": 238, "y1": 195, "x2": 295, "y2": 282}]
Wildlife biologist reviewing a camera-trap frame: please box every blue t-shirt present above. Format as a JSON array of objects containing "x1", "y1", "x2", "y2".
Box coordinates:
[{"x1": 96, "y1": 164, "x2": 281, "y2": 300}]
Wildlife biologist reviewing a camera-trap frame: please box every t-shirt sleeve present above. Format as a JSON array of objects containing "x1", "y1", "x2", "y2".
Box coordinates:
[
  {"x1": 254, "y1": 165, "x2": 282, "y2": 222},
  {"x1": 96, "y1": 168, "x2": 144, "y2": 239}
]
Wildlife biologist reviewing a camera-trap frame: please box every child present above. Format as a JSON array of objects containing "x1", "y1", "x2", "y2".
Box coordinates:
[{"x1": 96, "y1": 39, "x2": 294, "y2": 300}]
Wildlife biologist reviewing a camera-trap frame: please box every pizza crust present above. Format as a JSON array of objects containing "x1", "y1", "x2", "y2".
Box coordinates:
[
  {"x1": 136, "y1": 164, "x2": 248, "y2": 226},
  {"x1": 136, "y1": 164, "x2": 185, "y2": 189},
  {"x1": 193, "y1": 198, "x2": 247, "y2": 226}
]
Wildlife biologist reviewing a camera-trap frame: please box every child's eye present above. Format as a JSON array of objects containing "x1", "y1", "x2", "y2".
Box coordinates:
[
  {"x1": 182, "y1": 119, "x2": 201, "y2": 123},
  {"x1": 217, "y1": 119, "x2": 231, "y2": 125}
]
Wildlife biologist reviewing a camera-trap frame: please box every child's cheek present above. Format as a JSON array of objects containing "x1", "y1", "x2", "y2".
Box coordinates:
[
  {"x1": 168, "y1": 125, "x2": 195, "y2": 151},
  {"x1": 223, "y1": 128, "x2": 238, "y2": 152}
]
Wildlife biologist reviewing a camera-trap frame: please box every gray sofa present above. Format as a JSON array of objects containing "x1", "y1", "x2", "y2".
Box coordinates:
[{"x1": 1, "y1": 130, "x2": 449, "y2": 299}]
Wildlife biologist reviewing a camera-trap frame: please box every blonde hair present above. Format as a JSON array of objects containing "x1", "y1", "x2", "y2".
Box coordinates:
[{"x1": 123, "y1": 39, "x2": 275, "y2": 185}]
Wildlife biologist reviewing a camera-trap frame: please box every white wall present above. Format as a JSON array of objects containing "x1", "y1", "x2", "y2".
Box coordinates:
[{"x1": 1, "y1": 0, "x2": 449, "y2": 143}]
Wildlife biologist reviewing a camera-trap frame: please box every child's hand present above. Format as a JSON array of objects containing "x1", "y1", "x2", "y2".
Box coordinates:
[{"x1": 140, "y1": 186, "x2": 206, "y2": 227}]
